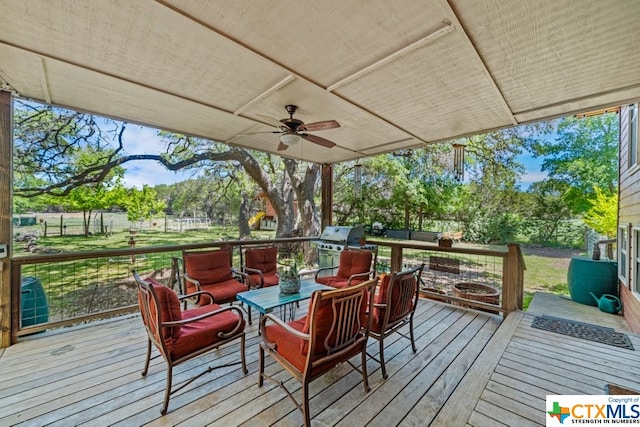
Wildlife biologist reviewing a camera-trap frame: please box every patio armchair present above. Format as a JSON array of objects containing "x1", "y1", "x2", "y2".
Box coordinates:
[
  {"x1": 132, "y1": 270, "x2": 247, "y2": 415},
  {"x1": 368, "y1": 263, "x2": 425, "y2": 379},
  {"x1": 258, "y1": 278, "x2": 376, "y2": 427},
  {"x1": 314, "y1": 248, "x2": 375, "y2": 288},
  {"x1": 241, "y1": 246, "x2": 279, "y2": 288},
  {"x1": 181, "y1": 248, "x2": 249, "y2": 305}
]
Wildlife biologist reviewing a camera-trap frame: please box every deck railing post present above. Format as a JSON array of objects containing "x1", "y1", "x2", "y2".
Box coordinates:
[
  {"x1": 502, "y1": 243, "x2": 525, "y2": 315},
  {"x1": 0, "y1": 91, "x2": 13, "y2": 347},
  {"x1": 390, "y1": 246, "x2": 403, "y2": 273}
]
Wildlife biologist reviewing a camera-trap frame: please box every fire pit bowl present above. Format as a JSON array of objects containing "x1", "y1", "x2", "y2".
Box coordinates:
[{"x1": 453, "y1": 283, "x2": 500, "y2": 306}]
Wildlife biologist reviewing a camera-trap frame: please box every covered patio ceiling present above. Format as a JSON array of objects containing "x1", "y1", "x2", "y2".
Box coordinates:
[{"x1": 1, "y1": 0, "x2": 639, "y2": 164}]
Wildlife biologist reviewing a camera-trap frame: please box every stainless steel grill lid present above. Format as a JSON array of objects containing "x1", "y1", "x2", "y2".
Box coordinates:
[{"x1": 319, "y1": 225, "x2": 364, "y2": 245}]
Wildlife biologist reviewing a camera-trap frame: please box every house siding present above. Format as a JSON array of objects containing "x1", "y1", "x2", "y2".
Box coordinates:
[{"x1": 618, "y1": 104, "x2": 640, "y2": 333}]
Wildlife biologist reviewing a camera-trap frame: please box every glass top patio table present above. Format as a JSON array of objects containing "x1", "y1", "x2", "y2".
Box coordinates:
[{"x1": 237, "y1": 280, "x2": 333, "y2": 316}]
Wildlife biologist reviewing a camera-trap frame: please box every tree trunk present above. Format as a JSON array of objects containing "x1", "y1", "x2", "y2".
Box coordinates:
[
  {"x1": 238, "y1": 191, "x2": 251, "y2": 238},
  {"x1": 83, "y1": 210, "x2": 92, "y2": 237},
  {"x1": 294, "y1": 162, "x2": 321, "y2": 264},
  {"x1": 404, "y1": 200, "x2": 410, "y2": 229},
  {"x1": 234, "y1": 149, "x2": 297, "y2": 237}
]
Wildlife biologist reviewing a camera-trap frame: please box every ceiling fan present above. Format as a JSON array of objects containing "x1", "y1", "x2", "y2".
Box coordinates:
[{"x1": 256, "y1": 105, "x2": 340, "y2": 151}]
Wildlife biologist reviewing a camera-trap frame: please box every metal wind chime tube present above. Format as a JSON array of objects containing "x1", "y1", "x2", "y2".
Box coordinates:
[
  {"x1": 452, "y1": 144, "x2": 465, "y2": 182},
  {"x1": 354, "y1": 164, "x2": 362, "y2": 197}
]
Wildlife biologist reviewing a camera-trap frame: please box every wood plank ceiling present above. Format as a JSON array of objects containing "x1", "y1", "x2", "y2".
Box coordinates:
[{"x1": 1, "y1": 0, "x2": 639, "y2": 164}]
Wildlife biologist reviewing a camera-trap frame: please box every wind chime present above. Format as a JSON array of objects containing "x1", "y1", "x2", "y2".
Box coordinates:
[
  {"x1": 354, "y1": 164, "x2": 362, "y2": 197},
  {"x1": 452, "y1": 143, "x2": 465, "y2": 182}
]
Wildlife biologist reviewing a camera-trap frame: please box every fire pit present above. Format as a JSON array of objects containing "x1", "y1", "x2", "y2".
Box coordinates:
[{"x1": 453, "y1": 282, "x2": 499, "y2": 306}]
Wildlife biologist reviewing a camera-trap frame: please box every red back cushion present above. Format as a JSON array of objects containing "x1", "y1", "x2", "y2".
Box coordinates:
[
  {"x1": 141, "y1": 278, "x2": 182, "y2": 342},
  {"x1": 375, "y1": 274, "x2": 392, "y2": 303},
  {"x1": 301, "y1": 293, "x2": 334, "y2": 355},
  {"x1": 375, "y1": 273, "x2": 415, "y2": 324},
  {"x1": 301, "y1": 287, "x2": 368, "y2": 355},
  {"x1": 245, "y1": 247, "x2": 277, "y2": 273},
  {"x1": 184, "y1": 249, "x2": 233, "y2": 284},
  {"x1": 336, "y1": 250, "x2": 372, "y2": 279}
]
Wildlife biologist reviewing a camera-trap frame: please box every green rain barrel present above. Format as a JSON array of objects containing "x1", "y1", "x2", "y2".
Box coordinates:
[
  {"x1": 567, "y1": 257, "x2": 618, "y2": 306},
  {"x1": 21, "y1": 276, "x2": 49, "y2": 327}
]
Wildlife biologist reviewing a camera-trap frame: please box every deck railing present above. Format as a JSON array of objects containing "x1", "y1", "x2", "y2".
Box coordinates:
[
  {"x1": 9, "y1": 237, "x2": 525, "y2": 344},
  {"x1": 10, "y1": 237, "x2": 314, "y2": 342},
  {"x1": 369, "y1": 240, "x2": 525, "y2": 315}
]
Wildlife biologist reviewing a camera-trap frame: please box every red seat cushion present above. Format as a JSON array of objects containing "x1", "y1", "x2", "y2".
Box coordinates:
[
  {"x1": 184, "y1": 249, "x2": 233, "y2": 284},
  {"x1": 264, "y1": 316, "x2": 361, "y2": 378},
  {"x1": 248, "y1": 271, "x2": 280, "y2": 288},
  {"x1": 168, "y1": 304, "x2": 245, "y2": 360},
  {"x1": 264, "y1": 318, "x2": 307, "y2": 371},
  {"x1": 185, "y1": 279, "x2": 247, "y2": 305},
  {"x1": 336, "y1": 250, "x2": 372, "y2": 279}
]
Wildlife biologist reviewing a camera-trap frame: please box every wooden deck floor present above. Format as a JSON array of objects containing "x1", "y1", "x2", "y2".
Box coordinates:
[{"x1": 0, "y1": 297, "x2": 639, "y2": 426}]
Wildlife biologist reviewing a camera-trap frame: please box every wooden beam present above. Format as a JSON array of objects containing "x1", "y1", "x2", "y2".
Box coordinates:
[{"x1": 0, "y1": 91, "x2": 12, "y2": 347}]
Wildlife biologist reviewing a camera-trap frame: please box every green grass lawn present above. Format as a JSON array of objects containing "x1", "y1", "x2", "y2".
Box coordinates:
[
  {"x1": 15, "y1": 226, "x2": 276, "y2": 254},
  {"x1": 519, "y1": 246, "x2": 582, "y2": 309}
]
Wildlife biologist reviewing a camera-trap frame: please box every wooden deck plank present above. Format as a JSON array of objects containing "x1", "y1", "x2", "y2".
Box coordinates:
[
  {"x1": 486, "y1": 377, "x2": 548, "y2": 408},
  {"x1": 430, "y1": 311, "x2": 524, "y2": 427},
  {"x1": 473, "y1": 398, "x2": 540, "y2": 427},
  {"x1": 467, "y1": 410, "x2": 508, "y2": 427},
  {"x1": 280, "y1": 304, "x2": 454, "y2": 426},
  {"x1": 489, "y1": 371, "x2": 554, "y2": 399},
  {"x1": 333, "y1": 308, "x2": 472, "y2": 426},
  {"x1": 231, "y1": 302, "x2": 452, "y2": 427},
  {"x1": 465, "y1": 309, "x2": 640, "y2": 427},
  {"x1": 503, "y1": 342, "x2": 639, "y2": 390},
  {"x1": 1, "y1": 296, "x2": 639, "y2": 427},
  {"x1": 480, "y1": 388, "x2": 543, "y2": 424},
  {"x1": 400, "y1": 315, "x2": 500, "y2": 426},
  {"x1": 259, "y1": 303, "x2": 462, "y2": 427}
]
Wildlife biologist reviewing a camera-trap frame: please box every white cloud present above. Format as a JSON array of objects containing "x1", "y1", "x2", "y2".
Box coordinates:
[
  {"x1": 120, "y1": 125, "x2": 197, "y2": 188},
  {"x1": 521, "y1": 171, "x2": 548, "y2": 184}
]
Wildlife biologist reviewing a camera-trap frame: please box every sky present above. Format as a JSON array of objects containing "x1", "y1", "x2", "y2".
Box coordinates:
[
  {"x1": 519, "y1": 154, "x2": 547, "y2": 189},
  {"x1": 120, "y1": 125, "x2": 198, "y2": 188},
  {"x1": 120, "y1": 124, "x2": 547, "y2": 190}
]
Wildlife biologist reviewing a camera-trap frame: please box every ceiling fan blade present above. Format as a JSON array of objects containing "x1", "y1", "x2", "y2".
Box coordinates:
[
  {"x1": 277, "y1": 141, "x2": 289, "y2": 151},
  {"x1": 236, "y1": 130, "x2": 281, "y2": 136},
  {"x1": 257, "y1": 114, "x2": 291, "y2": 130},
  {"x1": 298, "y1": 120, "x2": 340, "y2": 132},
  {"x1": 301, "y1": 133, "x2": 336, "y2": 148}
]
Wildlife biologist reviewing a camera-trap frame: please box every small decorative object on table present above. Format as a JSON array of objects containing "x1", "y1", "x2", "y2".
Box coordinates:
[
  {"x1": 279, "y1": 275, "x2": 301, "y2": 294},
  {"x1": 278, "y1": 252, "x2": 304, "y2": 294}
]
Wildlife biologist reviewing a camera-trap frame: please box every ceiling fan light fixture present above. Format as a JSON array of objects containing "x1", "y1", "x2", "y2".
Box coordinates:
[{"x1": 280, "y1": 133, "x2": 302, "y2": 146}]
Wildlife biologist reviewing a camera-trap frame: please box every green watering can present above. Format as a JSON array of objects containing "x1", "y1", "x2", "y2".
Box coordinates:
[{"x1": 589, "y1": 292, "x2": 622, "y2": 314}]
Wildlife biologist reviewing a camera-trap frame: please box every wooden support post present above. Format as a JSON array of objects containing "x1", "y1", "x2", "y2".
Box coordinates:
[
  {"x1": 502, "y1": 243, "x2": 524, "y2": 315},
  {"x1": 0, "y1": 91, "x2": 13, "y2": 347},
  {"x1": 390, "y1": 246, "x2": 403, "y2": 273}
]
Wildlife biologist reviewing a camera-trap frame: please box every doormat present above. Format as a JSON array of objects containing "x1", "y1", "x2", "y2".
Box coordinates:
[{"x1": 531, "y1": 315, "x2": 634, "y2": 350}]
